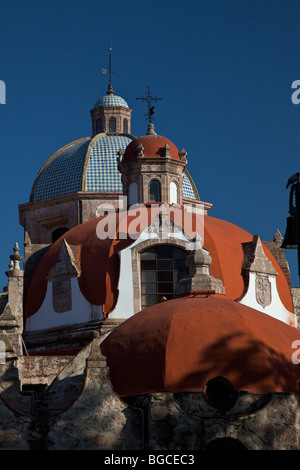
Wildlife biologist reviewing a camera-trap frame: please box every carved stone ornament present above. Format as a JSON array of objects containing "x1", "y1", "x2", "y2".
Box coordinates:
[
  {"x1": 255, "y1": 274, "x2": 271, "y2": 308},
  {"x1": 47, "y1": 240, "x2": 80, "y2": 314},
  {"x1": 52, "y1": 279, "x2": 72, "y2": 313},
  {"x1": 146, "y1": 208, "x2": 181, "y2": 237}
]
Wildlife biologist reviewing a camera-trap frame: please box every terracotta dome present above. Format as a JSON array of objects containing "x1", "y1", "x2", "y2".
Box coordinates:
[
  {"x1": 124, "y1": 134, "x2": 181, "y2": 161},
  {"x1": 24, "y1": 206, "x2": 294, "y2": 320},
  {"x1": 100, "y1": 294, "x2": 300, "y2": 396}
]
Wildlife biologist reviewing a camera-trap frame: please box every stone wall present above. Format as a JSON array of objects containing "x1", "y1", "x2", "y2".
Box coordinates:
[
  {"x1": 0, "y1": 335, "x2": 300, "y2": 450},
  {"x1": 292, "y1": 287, "x2": 300, "y2": 328},
  {"x1": 19, "y1": 192, "x2": 124, "y2": 265}
]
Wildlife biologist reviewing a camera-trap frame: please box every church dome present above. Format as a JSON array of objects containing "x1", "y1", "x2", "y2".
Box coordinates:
[
  {"x1": 93, "y1": 94, "x2": 129, "y2": 109},
  {"x1": 24, "y1": 209, "x2": 293, "y2": 319},
  {"x1": 124, "y1": 134, "x2": 181, "y2": 161},
  {"x1": 30, "y1": 134, "x2": 133, "y2": 201},
  {"x1": 100, "y1": 294, "x2": 300, "y2": 396},
  {"x1": 28, "y1": 85, "x2": 199, "y2": 202}
]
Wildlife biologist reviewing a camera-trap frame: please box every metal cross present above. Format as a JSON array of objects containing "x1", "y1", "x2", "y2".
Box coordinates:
[{"x1": 136, "y1": 86, "x2": 163, "y2": 122}]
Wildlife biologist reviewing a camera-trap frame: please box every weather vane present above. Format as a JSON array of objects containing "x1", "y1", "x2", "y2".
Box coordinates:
[
  {"x1": 136, "y1": 86, "x2": 163, "y2": 122},
  {"x1": 101, "y1": 43, "x2": 120, "y2": 94}
]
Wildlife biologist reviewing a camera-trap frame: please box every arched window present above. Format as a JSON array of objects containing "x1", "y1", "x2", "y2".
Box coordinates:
[
  {"x1": 149, "y1": 180, "x2": 161, "y2": 202},
  {"x1": 109, "y1": 117, "x2": 116, "y2": 133},
  {"x1": 96, "y1": 118, "x2": 103, "y2": 134},
  {"x1": 170, "y1": 181, "x2": 178, "y2": 204},
  {"x1": 52, "y1": 227, "x2": 69, "y2": 243},
  {"x1": 140, "y1": 245, "x2": 189, "y2": 309},
  {"x1": 123, "y1": 118, "x2": 128, "y2": 134}
]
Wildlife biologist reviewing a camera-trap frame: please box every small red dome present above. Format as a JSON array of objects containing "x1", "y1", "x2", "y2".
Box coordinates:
[
  {"x1": 124, "y1": 135, "x2": 180, "y2": 161},
  {"x1": 101, "y1": 295, "x2": 300, "y2": 396}
]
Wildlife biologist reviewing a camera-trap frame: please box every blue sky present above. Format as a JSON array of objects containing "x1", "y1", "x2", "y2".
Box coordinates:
[{"x1": 0, "y1": 0, "x2": 299, "y2": 289}]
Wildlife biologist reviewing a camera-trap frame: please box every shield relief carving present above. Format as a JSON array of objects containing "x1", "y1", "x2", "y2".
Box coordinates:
[
  {"x1": 255, "y1": 274, "x2": 271, "y2": 308},
  {"x1": 52, "y1": 278, "x2": 72, "y2": 313}
]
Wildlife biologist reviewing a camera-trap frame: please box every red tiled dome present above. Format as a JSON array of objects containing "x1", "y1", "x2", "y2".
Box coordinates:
[
  {"x1": 124, "y1": 134, "x2": 180, "y2": 161},
  {"x1": 100, "y1": 295, "x2": 300, "y2": 396},
  {"x1": 24, "y1": 206, "x2": 293, "y2": 320}
]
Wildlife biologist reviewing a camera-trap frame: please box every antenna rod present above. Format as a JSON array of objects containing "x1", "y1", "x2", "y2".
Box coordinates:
[{"x1": 109, "y1": 48, "x2": 112, "y2": 84}]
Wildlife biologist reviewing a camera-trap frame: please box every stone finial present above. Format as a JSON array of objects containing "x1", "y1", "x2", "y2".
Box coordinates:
[
  {"x1": 136, "y1": 143, "x2": 144, "y2": 158},
  {"x1": 273, "y1": 229, "x2": 283, "y2": 245},
  {"x1": 175, "y1": 241, "x2": 225, "y2": 296},
  {"x1": 106, "y1": 83, "x2": 114, "y2": 96},
  {"x1": 179, "y1": 148, "x2": 187, "y2": 161},
  {"x1": 5, "y1": 243, "x2": 23, "y2": 278},
  {"x1": 147, "y1": 122, "x2": 156, "y2": 136},
  {"x1": 163, "y1": 143, "x2": 171, "y2": 158},
  {"x1": 11, "y1": 243, "x2": 22, "y2": 270},
  {"x1": 7, "y1": 260, "x2": 14, "y2": 272}
]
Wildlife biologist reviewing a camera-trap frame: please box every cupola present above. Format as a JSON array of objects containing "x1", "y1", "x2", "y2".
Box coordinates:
[
  {"x1": 90, "y1": 83, "x2": 133, "y2": 136},
  {"x1": 118, "y1": 122, "x2": 188, "y2": 206}
]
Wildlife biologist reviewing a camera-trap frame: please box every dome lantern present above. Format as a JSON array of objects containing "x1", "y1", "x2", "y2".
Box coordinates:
[
  {"x1": 118, "y1": 131, "x2": 187, "y2": 206},
  {"x1": 90, "y1": 92, "x2": 133, "y2": 136}
]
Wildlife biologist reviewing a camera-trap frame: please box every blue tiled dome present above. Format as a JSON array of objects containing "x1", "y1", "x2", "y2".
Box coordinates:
[
  {"x1": 30, "y1": 135, "x2": 198, "y2": 202},
  {"x1": 93, "y1": 94, "x2": 129, "y2": 109},
  {"x1": 31, "y1": 135, "x2": 132, "y2": 201}
]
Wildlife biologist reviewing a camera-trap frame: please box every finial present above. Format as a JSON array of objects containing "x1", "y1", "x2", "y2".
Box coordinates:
[
  {"x1": 6, "y1": 242, "x2": 23, "y2": 277},
  {"x1": 273, "y1": 229, "x2": 283, "y2": 244},
  {"x1": 162, "y1": 143, "x2": 171, "y2": 158},
  {"x1": 107, "y1": 83, "x2": 114, "y2": 96},
  {"x1": 147, "y1": 122, "x2": 157, "y2": 136},
  {"x1": 175, "y1": 243, "x2": 225, "y2": 296},
  {"x1": 11, "y1": 242, "x2": 23, "y2": 270},
  {"x1": 136, "y1": 143, "x2": 144, "y2": 158},
  {"x1": 179, "y1": 148, "x2": 187, "y2": 161}
]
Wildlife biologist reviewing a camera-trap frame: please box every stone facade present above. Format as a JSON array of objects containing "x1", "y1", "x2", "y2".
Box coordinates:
[
  {"x1": 0, "y1": 238, "x2": 297, "y2": 450},
  {"x1": 19, "y1": 191, "x2": 123, "y2": 264},
  {"x1": 0, "y1": 334, "x2": 299, "y2": 450},
  {"x1": 3, "y1": 81, "x2": 300, "y2": 451},
  {"x1": 292, "y1": 287, "x2": 300, "y2": 328}
]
